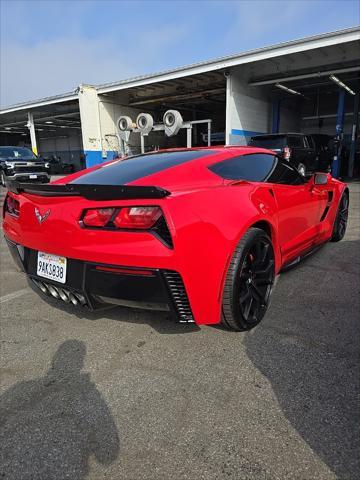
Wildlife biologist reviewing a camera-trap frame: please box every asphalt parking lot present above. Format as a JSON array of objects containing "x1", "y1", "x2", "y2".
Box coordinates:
[{"x1": 0, "y1": 182, "x2": 359, "y2": 480}]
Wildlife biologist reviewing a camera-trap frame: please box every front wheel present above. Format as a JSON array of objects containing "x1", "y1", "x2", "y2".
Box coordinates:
[
  {"x1": 331, "y1": 192, "x2": 349, "y2": 242},
  {"x1": 221, "y1": 228, "x2": 275, "y2": 331}
]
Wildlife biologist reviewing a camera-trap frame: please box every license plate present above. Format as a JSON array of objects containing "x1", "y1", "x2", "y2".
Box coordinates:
[
  {"x1": 37, "y1": 252, "x2": 67, "y2": 284},
  {"x1": 29, "y1": 174, "x2": 38, "y2": 179}
]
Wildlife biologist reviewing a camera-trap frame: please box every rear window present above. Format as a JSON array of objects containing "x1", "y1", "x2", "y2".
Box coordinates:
[
  {"x1": 209, "y1": 153, "x2": 276, "y2": 182},
  {"x1": 249, "y1": 136, "x2": 286, "y2": 150},
  {"x1": 72, "y1": 150, "x2": 215, "y2": 185}
]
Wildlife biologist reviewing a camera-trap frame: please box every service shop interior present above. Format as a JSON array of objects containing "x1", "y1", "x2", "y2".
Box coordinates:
[{"x1": 0, "y1": 20, "x2": 360, "y2": 480}]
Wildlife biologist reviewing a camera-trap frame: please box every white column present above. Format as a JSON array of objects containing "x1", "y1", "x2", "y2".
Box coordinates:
[
  {"x1": 225, "y1": 74, "x2": 232, "y2": 146},
  {"x1": 78, "y1": 84, "x2": 103, "y2": 167},
  {"x1": 27, "y1": 112, "x2": 38, "y2": 155}
]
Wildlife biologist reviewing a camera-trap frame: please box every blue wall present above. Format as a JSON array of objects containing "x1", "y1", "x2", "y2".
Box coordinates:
[
  {"x1": 230, "y1": 129, "x2": 264, "y2": 145},
  {"x1": 84, "y1": 150, "x2": 118, "y2": 168}
]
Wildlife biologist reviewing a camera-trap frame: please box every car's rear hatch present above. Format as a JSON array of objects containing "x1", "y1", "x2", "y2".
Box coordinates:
[
  {"x1": 3, "y1": 149, "x2": 226, "y2": 266},
  {"x1": 3, "y1": 186, "x2": 175, "y2": 265}
]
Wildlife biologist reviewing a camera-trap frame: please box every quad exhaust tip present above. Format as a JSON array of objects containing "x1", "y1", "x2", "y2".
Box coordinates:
[
  {"x1": 31, "y1": 279, "x2": 86, "y2": 306},
  {"x1": 58, "y1": 288, "x2": 70, "y2": 303},
  {"x1": 47, "y1": 284, "x2": 59, "y2": 299},
  {"x1": 68, "y1": 292, "x2": 79, "y2": 306}
]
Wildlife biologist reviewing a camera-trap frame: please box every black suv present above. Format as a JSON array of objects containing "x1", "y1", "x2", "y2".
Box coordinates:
[
  {"x1": 249, "y1": 133, "x2": 320, "y2": 177},
  {"x1": 0, "y1": 146, "x2": 50, "y2": 186}
]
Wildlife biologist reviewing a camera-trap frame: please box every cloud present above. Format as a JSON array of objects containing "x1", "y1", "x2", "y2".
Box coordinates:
[
  {"x1": 218, "y1": 0, "x2": 359, "y2": 54},
  {"x1": 1, "y1": 0, "x2": 358, "y2": 107},
  {"x1": 0, "y1": 23, "x2": 189, "y2": 107}
]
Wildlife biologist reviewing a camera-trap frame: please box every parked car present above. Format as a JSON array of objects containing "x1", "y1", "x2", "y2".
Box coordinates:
[
  {"x1": 0, "y1": 146, "x2": 50, "y2": 186},
  {"x1": 3, "y1": 147, "x2": 348, "y2": 331},
  {"x1": 311, "y1": 134, "x2": 333, "y2": 172},
  {"x1": 44, "y1": 155, "x2": 75, "y2": 175},
  {"x1": 249, "y1": 133, "x2": 319, "y2": 176}
]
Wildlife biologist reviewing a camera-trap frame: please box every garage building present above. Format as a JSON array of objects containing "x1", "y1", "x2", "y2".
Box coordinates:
[{"x1": 0, "y1": 27, "x2": 359, "y2": 176}]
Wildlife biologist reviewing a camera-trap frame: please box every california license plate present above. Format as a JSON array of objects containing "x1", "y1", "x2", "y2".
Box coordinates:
[
  {"x1": 37, "y1": 252, "x2": 67, "y2": 284},
  {"x1": 29, "y1": 174, "x2": 38, "y2": 179}
]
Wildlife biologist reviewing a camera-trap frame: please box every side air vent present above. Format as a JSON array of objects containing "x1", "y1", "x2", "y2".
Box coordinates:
[
  {"x1": 163, "y1": 271, "x2": 194, "y2": 323},
  {"x1": 152, "y1": 216, "x2": 173, "y2": 248},
  {"x1": 320, "y1": 206, "x2": 330, "y2": 222},
  {"x1": 328, "y1": 191, "x2": 333, "y2": 202}
]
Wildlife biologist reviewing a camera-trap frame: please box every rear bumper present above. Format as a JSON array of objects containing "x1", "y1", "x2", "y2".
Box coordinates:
[
  {"x1": 5, "y1": 237, "x2": 195, "y2": 323},
  {"x1": 5, "y1": 172, "x2": 50, "y2": 183}
]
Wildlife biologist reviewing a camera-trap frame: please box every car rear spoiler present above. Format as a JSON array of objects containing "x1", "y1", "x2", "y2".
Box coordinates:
[{"x1": 7, "y1": 181, "x2": 171, "y2": 200}]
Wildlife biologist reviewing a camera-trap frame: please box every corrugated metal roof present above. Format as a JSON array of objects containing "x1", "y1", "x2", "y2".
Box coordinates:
[
  {"x1": 0, "y1": 91, "x2": 79, "y2": 115},
  {"x1": 1, "y1": 26, "x2": 359, "y2": 114},
  {"x1": 97, "y1": 27, "x2": 360, "y2": 92}
]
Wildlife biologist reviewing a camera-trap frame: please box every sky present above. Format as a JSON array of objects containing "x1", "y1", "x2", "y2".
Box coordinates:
[{"x1": 0, "y1": 0, "x2": 359, "y2": 107}]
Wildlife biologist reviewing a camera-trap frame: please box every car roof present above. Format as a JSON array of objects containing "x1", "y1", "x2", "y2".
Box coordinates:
[{"x1": 66, "y1": 145, "x2": 274, "y2": 190}]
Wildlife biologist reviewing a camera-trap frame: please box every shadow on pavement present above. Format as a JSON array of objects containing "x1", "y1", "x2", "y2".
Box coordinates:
[
  {"x1": 0, "y1": 340, "x2": 120, "y2": 480},
  {"x1": 244, "y1": 239, "x2": 360, "y2": 479}
]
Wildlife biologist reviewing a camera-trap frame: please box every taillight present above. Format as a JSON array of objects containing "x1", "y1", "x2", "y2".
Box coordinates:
[
  {"x1": 80, "y1": 205, "x2": 172, "y2": 247},
  {"x1": 283, "y1": 146, "x2": 291, "y2": 160},
  {"x1": 4, "y1": 194, "x2": 20, "y2": 218},
  {"x1": 113, "y1": 206, "x2": 162, "y2": 229},
  {"x1": 82, "y1": 208, "x2": 115, "y2": 227},
  {"x1": 80, "y1": 206, "x2": 162, "y2": 230}
]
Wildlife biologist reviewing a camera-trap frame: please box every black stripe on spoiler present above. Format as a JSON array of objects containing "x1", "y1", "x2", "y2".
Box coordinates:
[{"x1": 7, "y1": 181, "x2": 171, "y2": 200}]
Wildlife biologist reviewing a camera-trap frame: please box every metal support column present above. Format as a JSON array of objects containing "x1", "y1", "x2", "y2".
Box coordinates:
[
  {"x1": 140, "y1": 135, "x2": 145, "y2": 154},
  {"x1": 348, "y1": 89, "x2": 359, "y2": 178},
  {"x1": 186, "y1": 126, "x2": 192, "y2": 148},
  {"x1": 27, "y1": 112, "x2": 38, "y2": 156},
  {"x1": 272, "y1": 99, "x2": 281, "y2": 133},
  {"x1": 332, "y1": 89, "x2": 345, "y2": 178}
]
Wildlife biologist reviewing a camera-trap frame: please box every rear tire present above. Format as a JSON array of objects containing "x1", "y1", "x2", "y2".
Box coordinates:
[
  {"x1": 331, "y1": 192, "x2": 349, "y2": 242},
  {"x1": 221, "y1": 228, "x2": 275, "y2": 331}
]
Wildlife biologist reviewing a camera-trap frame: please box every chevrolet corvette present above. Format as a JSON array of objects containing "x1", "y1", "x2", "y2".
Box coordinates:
[{"x1": 3, "y1": 147, "x2": 348, "y2": 330}]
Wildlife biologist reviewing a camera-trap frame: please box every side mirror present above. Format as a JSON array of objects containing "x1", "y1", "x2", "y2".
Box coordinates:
[{"x1": 313, "y1": 172, "x2": 328, "y2": 185}]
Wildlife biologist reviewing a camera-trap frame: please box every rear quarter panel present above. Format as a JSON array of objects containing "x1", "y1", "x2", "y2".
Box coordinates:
[
  {"x1": 316, "y1": 177, "x2": 348, "y2": 242},
  {"x1": 167, "y1": 183, "x2": 281, "y2": 325}
]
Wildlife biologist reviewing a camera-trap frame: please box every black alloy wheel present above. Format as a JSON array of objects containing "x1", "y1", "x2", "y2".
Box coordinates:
[
  {"x1": 222, "y1": 228, "x2": 275, "y2": 331},
  {"x1": 331, "y1": 192, "x2": 349, "y2": 242}
]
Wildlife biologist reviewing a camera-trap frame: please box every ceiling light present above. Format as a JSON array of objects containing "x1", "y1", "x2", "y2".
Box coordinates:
[
  {"x1": 329, "y1": 75, "x2": 355, "y2": 95},
  {"x1": 275, "y1": 83, "x2": 304, "y2": 97},
  {"x1": 5, "y1": 127, "x2": 11, "y2": 130},
  {"x1": 60, "y1": 126, "x2": 67, "y2": 128},
  {"x1": 45, "y1": 121, "x2": 53, "y2": 124},
  {"x1": 21, "y1": 133, "x2": 27, "y2": 136},
  {"x1": 37, "y1": 128, "x2": 44, "y2": 131}
]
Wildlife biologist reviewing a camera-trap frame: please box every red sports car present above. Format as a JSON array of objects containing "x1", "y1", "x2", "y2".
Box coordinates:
[{"x1": 3, "y1": 147, "x2": 348, "y2": 330}]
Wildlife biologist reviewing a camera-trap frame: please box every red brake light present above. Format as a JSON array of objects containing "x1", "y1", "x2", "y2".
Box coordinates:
[
  {"x1": 114, "y1": 206, "x2": 162, "y2": 229},
  {"x1": 95, "y1": 266, "x2": 155, "y2": 276},
  {"x1": 82, "y1": 208, "x2": 115, "y2": 227},
  {"x1": 4, "y1": 195, "x2": 20, "y2": 218}
]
